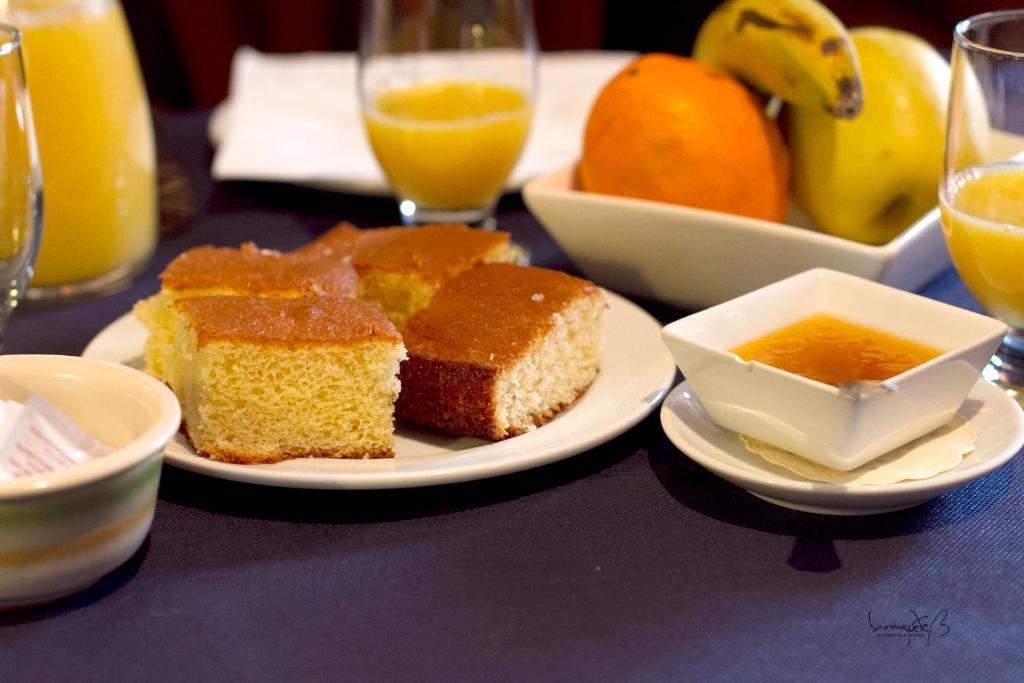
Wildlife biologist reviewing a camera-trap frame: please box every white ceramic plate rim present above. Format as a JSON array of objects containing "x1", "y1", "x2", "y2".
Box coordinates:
[
  {"x1": 660, "y1": 379, "x2": 1024, "y2": 499},
  {"x1": 82, "y1": 290, "x2": 677, "y2": 489}
]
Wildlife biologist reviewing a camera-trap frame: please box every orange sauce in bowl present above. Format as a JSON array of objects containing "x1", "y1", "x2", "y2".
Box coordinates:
[{"x1": 730, "y1": 314, "x2": 943, "y2": 386}]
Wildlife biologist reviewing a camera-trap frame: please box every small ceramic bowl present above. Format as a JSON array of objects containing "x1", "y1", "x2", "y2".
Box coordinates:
[
  {"x1": 0, "y1": 355, "x2": 180, "y2": 609},
  {"x1": 660, "y1": 269, "x2": 1007, "y2": 471}
]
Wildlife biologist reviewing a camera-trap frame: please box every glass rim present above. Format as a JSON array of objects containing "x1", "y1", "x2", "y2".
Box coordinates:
[
  {"x1": 0, "y1": 23, "x2": 20, "y2": 56},
  {"x1": 954, "y1": 9, "x2": 1024, "y2": 61}
]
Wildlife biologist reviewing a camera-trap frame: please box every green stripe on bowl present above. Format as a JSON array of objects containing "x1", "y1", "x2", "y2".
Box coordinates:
[{"x1": 0, "y1": 456, "x2": 162, "y2": 525}]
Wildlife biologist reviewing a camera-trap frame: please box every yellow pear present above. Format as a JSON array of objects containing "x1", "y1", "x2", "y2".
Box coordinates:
[{"x1": 788, "y1": 27, "x2": 979, "y2": 245}]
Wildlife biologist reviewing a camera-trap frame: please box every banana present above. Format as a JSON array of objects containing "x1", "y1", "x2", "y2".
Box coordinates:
[{"x1": 693, "y1": 0, "x2": 863, "y2": 118}]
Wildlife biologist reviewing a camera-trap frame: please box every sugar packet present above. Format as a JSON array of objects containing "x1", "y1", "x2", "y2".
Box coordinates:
[{"x1": 0, "y1": 395, "x2": 109, "y2": 481}]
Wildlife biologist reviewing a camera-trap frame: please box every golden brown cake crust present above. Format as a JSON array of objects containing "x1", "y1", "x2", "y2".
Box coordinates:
[
  {"x1": 297, "y1": 223, "x2": 510, "y2": 283},
  {"x1": 294, "y1": 221, "x2": 365, "y2": 257},
  {"x1": 161, "y1": 243, "x2": 358, "y2": 296},
  {"x1": 174, "y1": 295, "x2": 401, "y2": 348},
  {"x1": 402, "y1": 263, "x2": 600, "y2": 368}
]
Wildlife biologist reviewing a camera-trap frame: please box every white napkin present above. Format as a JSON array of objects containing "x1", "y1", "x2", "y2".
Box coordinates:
[
  {"x1": 210, "y1": 47, "x2": 635, "y2": 194},
  {"x1": 740, "y1": 416, "x2": 977, "y2": 485}
]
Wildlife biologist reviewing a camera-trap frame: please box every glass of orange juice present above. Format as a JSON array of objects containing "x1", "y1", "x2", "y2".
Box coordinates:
[
  {"x1": 0, "y1": 24, "x2": 42, "y2": 345},
  {"x1": 0, "y1": 0, "x2": 156, "y2": 302},
  {"x1": 940, "y1": 9, "x2": 1024, "y2": 397},
  {"x1": 358, "y1": 0, "x2": 536, "y2": 227}
]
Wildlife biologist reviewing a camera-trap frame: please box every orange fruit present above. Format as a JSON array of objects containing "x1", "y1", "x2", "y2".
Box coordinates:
[{"x1": 579, "y1": 53, "x2": 790, "y2": 222}]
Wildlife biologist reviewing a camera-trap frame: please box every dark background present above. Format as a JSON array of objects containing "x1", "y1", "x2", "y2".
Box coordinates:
[{"x1": 121, "y1": 0, "x2": 1018, "y2": 110}]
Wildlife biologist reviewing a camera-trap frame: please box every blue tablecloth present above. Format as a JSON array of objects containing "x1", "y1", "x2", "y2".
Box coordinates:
[{"x1": 1, "y1": 112, "x2": 1020, "y2": 682}]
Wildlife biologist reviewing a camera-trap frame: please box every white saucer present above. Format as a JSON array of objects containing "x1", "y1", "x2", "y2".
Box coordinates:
[{"x1": 660, "y1": 379, "x2": 1024, "y2": 515}]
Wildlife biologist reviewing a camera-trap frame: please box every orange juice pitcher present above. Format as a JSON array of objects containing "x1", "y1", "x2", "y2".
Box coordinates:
[{"x1": 1, "y1": 0, "x2": 156, "y2": 301}]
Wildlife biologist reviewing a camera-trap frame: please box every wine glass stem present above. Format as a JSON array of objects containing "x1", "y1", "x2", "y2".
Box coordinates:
[{"x1": 983, "y1": 329, "x2": 1024, "y2": 401}]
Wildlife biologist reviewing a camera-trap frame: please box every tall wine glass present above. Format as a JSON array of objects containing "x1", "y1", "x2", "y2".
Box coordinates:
[
  {"x1": 0, "y1": 24, "x2": 42, "y2": 348},
  {"x1": 941, "y1": 10, "x2": 1024, "y2": 399},
  {"x1": 358, "y1": 0, "x2": 537, "y2": 228}
]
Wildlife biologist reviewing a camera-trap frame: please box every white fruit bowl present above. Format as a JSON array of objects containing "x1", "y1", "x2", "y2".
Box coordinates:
[
  {"x1": 0, "y1": 355, "x2": 180, "y2": 609},
  {"x1": 660, "y1": 269, "x2": 1007, "y2": 471},
  {"x1": 523, "y1": 163, "x2": 951, "y2": 310}
]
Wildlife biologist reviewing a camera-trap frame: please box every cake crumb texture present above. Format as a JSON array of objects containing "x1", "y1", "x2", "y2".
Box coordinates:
[{"x1": 170, "y1": 296, "x2": 406, "y2": 463}]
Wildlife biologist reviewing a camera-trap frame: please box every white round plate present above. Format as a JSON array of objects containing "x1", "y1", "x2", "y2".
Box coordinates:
[
  {"x1": 660, "y1": 379, "x2": 1024, "y2": 515},
  {"x1": 83, "y1": 291, "x2": 676, "y2": 489}
]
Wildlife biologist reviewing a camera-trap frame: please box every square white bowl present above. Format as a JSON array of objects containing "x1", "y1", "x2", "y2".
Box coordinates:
[
  {"x1": 660, "y1": 268, "x2": 1007, "y2": 471},
  {"x1": 523, "y1": 163, "x2": 950, "y2": 310}
]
